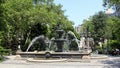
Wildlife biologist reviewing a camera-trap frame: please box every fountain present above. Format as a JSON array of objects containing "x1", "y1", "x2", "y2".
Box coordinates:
[{"x1": 16, "y1": 25, "x2": 92, "y2": 59}]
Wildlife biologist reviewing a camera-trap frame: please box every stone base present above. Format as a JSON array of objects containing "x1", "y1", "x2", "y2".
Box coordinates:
[{"x1": 17, "y1": 51, "x2": 90, "y2": 59}]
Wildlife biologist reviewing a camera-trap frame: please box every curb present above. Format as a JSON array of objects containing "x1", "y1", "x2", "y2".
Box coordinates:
[{"x1": 27, "y1": 58, "x2": 67, "y2": 63}]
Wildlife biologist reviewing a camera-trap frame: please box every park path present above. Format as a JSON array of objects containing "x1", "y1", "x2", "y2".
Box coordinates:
[{"x1": 0, "y1": 55, "x2": 120, "y2": 68}]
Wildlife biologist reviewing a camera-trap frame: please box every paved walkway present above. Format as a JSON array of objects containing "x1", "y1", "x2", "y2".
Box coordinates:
[{"x1": 0, "y1": 55, "x2": 120, "y2": 68}]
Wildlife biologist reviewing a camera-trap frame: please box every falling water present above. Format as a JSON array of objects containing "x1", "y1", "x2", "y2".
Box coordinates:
[
  {"x1": 79, "y1": 37, "x2": 85, "y2": 49},
  {"x1": 48, "y1": 37, "x2": 55, "y2": 50},
  {"x1": 26, "y1": 35, "x2": 44, "y2": 52},
  {"x1": 67, "y1": 31, "x2": 80, "y2": 51}
]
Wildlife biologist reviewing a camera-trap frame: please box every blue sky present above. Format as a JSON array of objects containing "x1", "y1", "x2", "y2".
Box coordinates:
[{"x1": 54, "y1": 0, "x2": 105, "y2": 26}]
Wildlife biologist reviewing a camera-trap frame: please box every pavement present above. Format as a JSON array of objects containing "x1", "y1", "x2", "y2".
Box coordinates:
[{"x1": 0, "y1": 55, "x2": 120, "y2": 68}]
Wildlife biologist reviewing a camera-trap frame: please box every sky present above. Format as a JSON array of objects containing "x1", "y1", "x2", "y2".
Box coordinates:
[{"x1": 54, "y1": 0, "x2": 105, "y2": 26}]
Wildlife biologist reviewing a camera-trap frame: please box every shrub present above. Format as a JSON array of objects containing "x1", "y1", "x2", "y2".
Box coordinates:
[
  {"x1": 109, "y1": 40, "x2": 120, "y2": 50},
  {"x1": 96, "y1": 46, "x2": 104, "y2": 54},
  {"x1": 0, "y1": 46, "x2": 10, "y2": 56}
]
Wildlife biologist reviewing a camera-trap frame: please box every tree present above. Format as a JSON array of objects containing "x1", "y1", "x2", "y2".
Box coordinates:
[
  {"x1": 103, "y1": 0, "x2": 120, "y2": 9},
  {"x1": 103, "y1": 0, "x2": 120, "y2": 50},
  {"x1": 91, "y1": 11, "x2": 108, "y2": 41},
  {"x1": 81, "y1": 18, "x2": 94, "y2": 34},
  {"x1": 103, "y1": 0, "x2": 120, "y2": 16},
  {"x1": 81, "y1": 11, "x2": 110, "y2": 51},
  {"x1": 110, "y1": 17, "x2": 120, "y2": 41},
  {"x1": 1, "y1": 0, "x2": 74, "y2": 52},
  {"x1": 0, "y1": 0, "x2": 7, "y2": 31}
]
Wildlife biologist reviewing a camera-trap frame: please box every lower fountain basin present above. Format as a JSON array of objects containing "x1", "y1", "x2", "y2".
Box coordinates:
[{"x1": 16, "y1": 50, "x2": 91, "y2": 59}]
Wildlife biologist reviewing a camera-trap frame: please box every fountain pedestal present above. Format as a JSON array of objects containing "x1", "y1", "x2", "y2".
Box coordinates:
[
  {"x1": 53, "y1": 25, "x2": 65, "y2": 52},
  {"x1": 54, "y1": 39, "x2": 65, "y2": 52}
]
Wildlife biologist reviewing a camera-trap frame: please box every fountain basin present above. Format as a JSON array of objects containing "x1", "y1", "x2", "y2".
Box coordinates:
[{"x1": 16, "y1": 50, "x2": 91, "y2": 59}]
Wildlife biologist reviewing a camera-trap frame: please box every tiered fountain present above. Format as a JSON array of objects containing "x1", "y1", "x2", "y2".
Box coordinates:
[
  {"x1": 16, "y1": 25, "x2": 92, "y2": 59},
  {"x1": 52, "y1": 25, "x2": 66, "y2": 52}
]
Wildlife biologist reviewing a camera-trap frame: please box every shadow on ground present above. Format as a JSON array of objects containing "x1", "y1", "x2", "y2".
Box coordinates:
[{"x1": 101, "y1": 57, "x2": 120, "y2": 68}]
